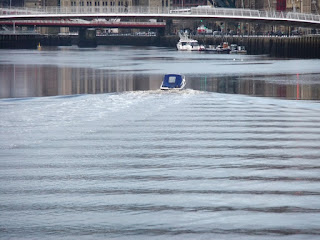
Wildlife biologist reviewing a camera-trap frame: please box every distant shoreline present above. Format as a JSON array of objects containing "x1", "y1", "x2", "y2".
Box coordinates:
[{"x1": 1, "y1": 33, "x2": 320, "y2": 58}]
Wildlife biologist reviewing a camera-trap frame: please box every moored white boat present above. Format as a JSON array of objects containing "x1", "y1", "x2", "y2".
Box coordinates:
[{"x1": 176, "y1": 33, "x2": 203, "y2": 51}]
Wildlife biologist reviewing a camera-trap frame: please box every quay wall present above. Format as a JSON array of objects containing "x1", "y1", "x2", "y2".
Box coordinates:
[
  {"x1": 1, "y1": 34, "x2": 320, "y2": 58},
  {"x1": 0, "y1": 34, "x2": 71, "y2": 49},
  {"x1": 158, "y1": 35, "x2": 320, "y2": 59},
  {"x1": 93, "y1": 35, "x2": 320, "y2": 58}
]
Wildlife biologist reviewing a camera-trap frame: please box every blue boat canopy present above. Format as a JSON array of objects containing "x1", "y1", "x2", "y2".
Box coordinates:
[{"x1": 161, "y1": 74, "x2": 184, "y2": 88}]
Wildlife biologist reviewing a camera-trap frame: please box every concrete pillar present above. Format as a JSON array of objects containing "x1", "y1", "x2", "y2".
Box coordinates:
[{"x1": 78, "y1": 28, "x2": 97, "y2": 48}]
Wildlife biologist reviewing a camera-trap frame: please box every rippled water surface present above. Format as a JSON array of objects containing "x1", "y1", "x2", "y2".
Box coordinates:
[{"x1": 0, "y1": 46, "x2": 320, "y2": 239}]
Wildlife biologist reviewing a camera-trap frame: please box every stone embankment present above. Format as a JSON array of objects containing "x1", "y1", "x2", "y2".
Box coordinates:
[
  {"x1": 1, "y1": 34, "x2": 319, "y2": 58},
  {"x1": 98, "y1": 35, "x2": 320, "y2": 58},
  {"x1": 159, "y1": 35, "x2": 320, "y2": 58},
  {"x1": 0, "y1": 34, "x2": 71, "y2": 49}
]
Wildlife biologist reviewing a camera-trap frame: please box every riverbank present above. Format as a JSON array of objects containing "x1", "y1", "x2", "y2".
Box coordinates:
[
  {"x1": 1, "y1": 33, "x2": 320, "y2": 58},
  {"x1": 97, "y1": 35, "x2": 320, "y2": 58},
  {"x1": 0, "y1": 34, "x2": 72, "y2": 49},
  {"x1": 192, "y1": 35, "x2": 320, "y2": 58}
]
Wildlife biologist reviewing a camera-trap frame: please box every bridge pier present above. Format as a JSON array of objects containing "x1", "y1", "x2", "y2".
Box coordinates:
[
  {"x1": 157, "y1": 28, "x2": 165, "y2": 37},
  {"x1": 164, "y1": 19, "x2": 173, "y2": 36},
  {"x1": 78, "y1": 28, "x2": 97, "y2": 48}
]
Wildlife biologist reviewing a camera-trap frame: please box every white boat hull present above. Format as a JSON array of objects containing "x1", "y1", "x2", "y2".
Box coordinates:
[
  {"x1": 160, "y1": 80, "x2": 186, "y2": 90},
  {"x1": 177, "y1": 43, "x2": 201, "y2": 51}
]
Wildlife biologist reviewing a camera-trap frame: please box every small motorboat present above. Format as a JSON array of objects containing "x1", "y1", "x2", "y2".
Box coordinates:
[
  {"x1": 160, "y1": 74, "x2": 186, "y2": 90},
  {"x1": 230, "y1": 44, "x2": 247, "y2": 54},
  {"x1": 215, "y1": 42, "x2": 231, "y2": 54},
  {"x1": 201, "y1": 42, "x2": 231, "y2": 54}
]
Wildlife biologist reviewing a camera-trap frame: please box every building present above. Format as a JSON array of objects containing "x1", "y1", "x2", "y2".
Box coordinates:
[
  {"x1": 286, "y1": 0, "x2": 312, "y2": 13},
  {"x1": 59, "y1": 0, "x2": 132, "y2": 7},
  {"x1": 0, "y1": 0, "x2": 24, "y2": 7},
  {"x1": 6, "y1": 0, "x2": 319, "y2": 12},
  {"x1": 171, "y1": 0, "x2": 208, "y2": 8},
  {"x1": 24, "y1": 0, "x2": 59, "y2": 8}
]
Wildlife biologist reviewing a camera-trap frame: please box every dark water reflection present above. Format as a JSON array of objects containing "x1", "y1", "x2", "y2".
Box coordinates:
[{"x1": 1, "y1": 64, "x2": 320, "y2": 100}]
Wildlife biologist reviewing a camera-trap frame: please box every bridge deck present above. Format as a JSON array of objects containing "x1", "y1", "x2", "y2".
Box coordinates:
[
  {"x1": 0, "y1": 19, "x2": 166, "y2": 28},
  {"x1": 1, "y1": 7, "x2": 320, "y2": 28}
]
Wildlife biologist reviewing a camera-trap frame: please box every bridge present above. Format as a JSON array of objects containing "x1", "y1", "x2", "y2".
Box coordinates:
[
  {"x1": 1, "y1": 6, "x2": 320, "y2": 29},
  {"x1": 0, "y1": 19, "x2": 166, "y2": 29}
]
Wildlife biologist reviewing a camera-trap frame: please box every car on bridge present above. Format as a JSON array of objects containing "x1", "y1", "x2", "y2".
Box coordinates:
[
  {"x1": 212, "y1": 31, "x2": 223, "y2": 36},
  {"x1": 197, "y1": 25, "x2": 213, "y2": 35}
]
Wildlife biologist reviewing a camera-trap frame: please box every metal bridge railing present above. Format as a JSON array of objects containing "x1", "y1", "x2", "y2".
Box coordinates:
[
  {"x1": 189, "y1": 7, "x2": 320, "y2": 23},
  {"x1": 1, "y1": 6, "x2": 320, "y2": 24},
  {"x1": 0, "y1": 6, "x2": 172, "y2": 15},
  {"x1": 4, "y1": 19, "x2": 166, "y2": 26}
]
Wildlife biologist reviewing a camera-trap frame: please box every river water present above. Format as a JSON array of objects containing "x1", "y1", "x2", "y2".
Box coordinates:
[{"x1": 1, "y1": 46, "x2": 320, "y2": 239}]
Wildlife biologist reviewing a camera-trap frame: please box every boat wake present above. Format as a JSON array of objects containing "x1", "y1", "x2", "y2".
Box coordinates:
[{"x1": 141, "y1": 88, "x2": 204, "y2": 95}]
